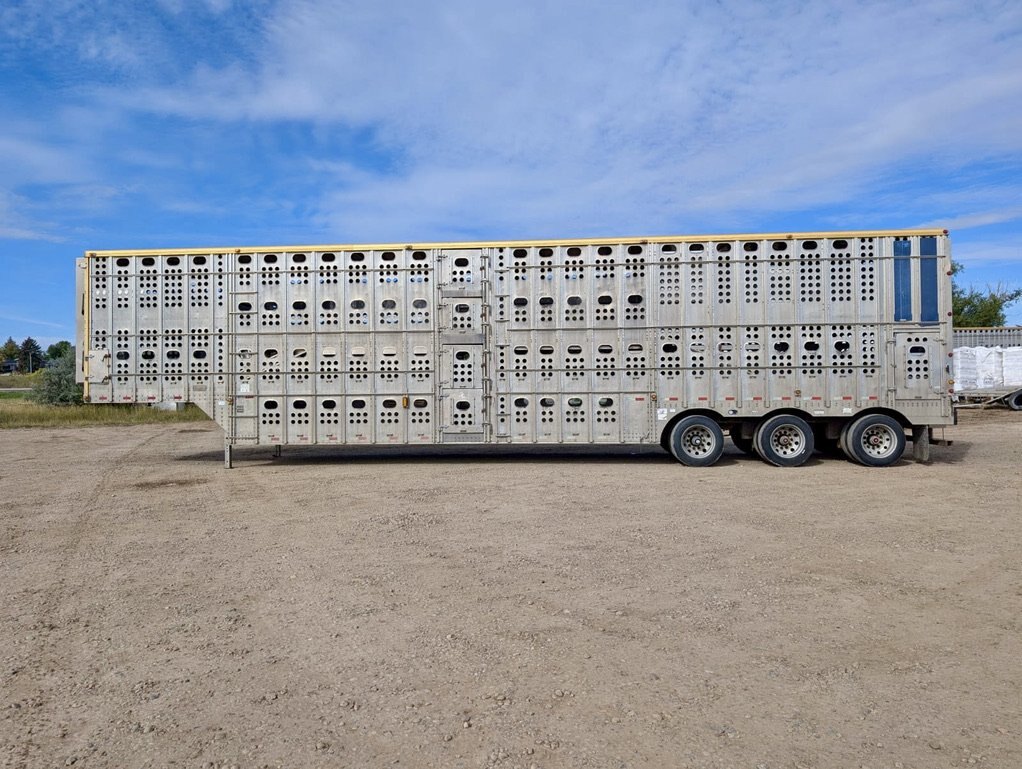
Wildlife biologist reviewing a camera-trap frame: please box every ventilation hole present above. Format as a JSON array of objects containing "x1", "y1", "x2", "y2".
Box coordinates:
[
  {"x1": 774, "y1": 342, "x2": 789, "y2": 352},
  {"x1": 627, "y1": 245, "x2": 643, "y2": 254},
  {"x1": 238, "y1": 254, "x2": 252, "y2": 264},
  {"x1": 567, "y1": 345, "x2": 582, "y2": 354},
  {"x1": 293, "y1": 253, "x2": 306, "y2": 263},
  {"x1": 567, "y1": 397, "x2": 583, "y2": 407},
  {"x1": 116, "y1": 351, "x2": 130, "y2": 360},
  {"x1": 514, "y1": 397, "x2": 529, "y2": 407},
  {"x1": 513, "y1": 297, "x2": 528, "y2": 306},
  {"x1": 292, "y1": 301, "x2": 306, "y2": 310},
  {"x1": 835, "y1": 341, "x2": 851, "y2": 353},
  {"x1": 167, "y1": 256, "x2": 180, "y2": 266},
  {"x1": 662, "y1": 244, "x2": 677, "y2": 253},
  {"x1": 322, "y1": 253, "x2": 336, "y2": 262},
  {"x1": 628, "y1": 344, "x2": 643, "y2": 351},
  {"x1": 802, "y1": 240, "x2": 818, "y2": 249},
  {"x1": 350, "y1": 299, "x2": 366, "y2": 309},
  {"x1": 833, "y1": 239, "x2": 848, "y2": 249},
  {"x1": 382, "y1": 398, "x2": 397, "y2": 408},
  {"x1": 141, "y1": 257, "x2": 155, "y2": 266},
  {"x1": 514, "y1": 346, "x2": 528, "y2": 354},
  {"x1": 264, "y1": 254, "x2": 278, "y2": 263},
  {"x1": 412, "y1": 251, "x2": 426, "y2": 260},
  {"x1": 264, "y1": 301, "x2": 278, "y2": 310},
  {"x1": 627, "y1": 294, "x2": 643, "y2": 304},
  {"x1": 743, "y1": 242, "x2": 758, "y2": 252},
  {"x1": 716, "y1": 243, "x2": 732, "y2": 253},
  {"x1": 598, "y1": 344, "x2": 613, "y2": 354},
  {"x1": 352, "y1": 399, "x2": 366, "y2": 408},
  {"x1": 772, "y1": 242, "x2": 788, "y2": 251},
  {"x1": 193, "y1": 350, "x2": 207, "y2": 359},
  {"x1": 167, "y1": 350, "x2": 181, "y2": 360},
  {"x1": 539, "y1": 296, "x2": 554, "y2": 306},
  {"x1": 567, "y1": 295, "x2": 582, "y2": 306},
  {"x1": 540, "y1": 345, "x2": 554, "y2": 354},
  {"x1": 455, "y1": 351, "x2": 470, "y2": 360},
  {"x1": 293, "y1": 348, "x2": 307, "y2": 358},
  {"x1": 805, "y1": 341, "x2": 820, "y2": 352},
  {"x1": 141, "y1": 350, "x2": 155, "y2": 360},
  {"x1": 264, "y1": 349, "x2": 278, "y2": 358},
  {"x1": 663, "y1": 343, "x2": 678, "y2": 353},
  {"x1": 513, "y1": 248, "x2": 528, "y2": 258},
  {"x1": 265, "y1": 400, "x2": 278, "y2": 409},
  {"x1": 540, "y1": 397, "x2": 555, "y2": 407},
  {"x1": 454, "y1": 257, "x2": 469, "y2": 267},
  {"x1": 689, "y1": 244, "x2": 704, "y2": 253},
  {"x1": 413, "y1": 398, "x2": 428, "y2": 408},
  {"x1": 238, "y1": 302, "x2": 252, "y2": 311},
  {"x1": 597, "y1": 295, "x2": 613, "y2": 305},
  {"x1": 598, "y1": 397, "x2": 614, "y2": 407},
  {"x1": 412, "y1": 298, "x2": 427, "y2": 308},
  {"x1": 910, "y1": 345, "x2": 926, "y2": 354},
  {"x1": 456, "y1": 400, "x2": 471, "y2": 411},
  {"x1": 351, "y1": 252, "x2": 365, "y2": 262},
  {"x1": 322, "y1": 399, "x2": 337, "y2": 409},
  {"x1": 455, "y1": 303, "x2": 470, "y2": 313},
  {"x1": 116, "y1": 258, "x2": 130, "y2": 267},
  {"x1": 381, "y1": 251, "x2": 396, "y2": 261},
  {"x1": 321, "y1": 300, "x2": 336, "y2": 310},
  {"x1": 598, "y1": 246, "x2": 612, "y2": 255},
  {"x1": 382, "y1": 299, "x2": 396, "y2": 309}
]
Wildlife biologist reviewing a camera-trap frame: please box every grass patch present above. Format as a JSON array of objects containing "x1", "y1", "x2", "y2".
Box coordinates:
[
  {"x1": 0, "y1": 390, "x2": 29, "y2": 400},
  {"x1": 0, "y1": 371, "x2": 42, "y2": 389},
  {"x1": 0, "y1": 400, "x2": 211, "y2": 428}
]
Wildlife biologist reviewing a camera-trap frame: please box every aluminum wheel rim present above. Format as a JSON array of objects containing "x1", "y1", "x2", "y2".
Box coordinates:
[
  {"x1": 768, "y1": 425, "x2": 806, "y2": 458},
  {"x1": 860, "y1": 424, "x2": 896, "y2": 458},
  {"x1": 681, "y1": 426, "x2": 716, "y2": 458}
]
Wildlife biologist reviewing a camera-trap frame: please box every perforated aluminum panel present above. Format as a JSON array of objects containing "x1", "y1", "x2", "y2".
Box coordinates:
[{"x1": 76, "y1": 231, "x2": 955, "y2": 448}]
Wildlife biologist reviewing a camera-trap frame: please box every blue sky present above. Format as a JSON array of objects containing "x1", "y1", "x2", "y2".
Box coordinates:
[{"x1": 2, "y1": 0, "x2": 1021, "y2": 348}]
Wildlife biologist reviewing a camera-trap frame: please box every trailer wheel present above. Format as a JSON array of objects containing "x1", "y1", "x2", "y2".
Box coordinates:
[
  {"x1": 669, "y1": 416, "x2": 725, "y2": 467},
  {"x1": 845, "y1": 414, "x2": 905, "y2": 467},
  {"x1": 1006, "y1": 389, "x2": 1022, "y2": 411},
  {"x1": 753, "y1": 414, "x2": 815, "y2": 467},
  {"x1": 729, "y1": 425, "x2": 754, "y2": 454}
]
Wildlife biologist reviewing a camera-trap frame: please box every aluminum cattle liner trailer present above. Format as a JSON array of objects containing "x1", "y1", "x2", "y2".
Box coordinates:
[{"x1": 76, "y1": 230, "x2": 955, "y2": 468}]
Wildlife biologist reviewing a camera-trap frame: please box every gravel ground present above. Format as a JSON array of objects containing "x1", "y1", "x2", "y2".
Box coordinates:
[{"x1": 1, "y1": 409, "x2": 1020, "y2": 769}]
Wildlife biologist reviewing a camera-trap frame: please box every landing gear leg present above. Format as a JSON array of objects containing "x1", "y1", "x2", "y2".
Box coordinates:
[{"x1": 912, "y1": 426, "x2": 930, "y2": 462}]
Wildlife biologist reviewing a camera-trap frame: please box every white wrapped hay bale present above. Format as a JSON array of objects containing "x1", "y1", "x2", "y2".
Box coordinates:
[
  {"x1": 1003, "y1": 347, "x2": 1022, "y2": 387},
  {"x1": 974, "y1": 346, "x2": 1004, "y2": 389},
  {"x1": 952, "y1": 347, "x2": 978, "y2": 392}
]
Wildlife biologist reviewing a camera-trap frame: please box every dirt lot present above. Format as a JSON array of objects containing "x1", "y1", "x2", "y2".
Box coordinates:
[{"x1": 1, "y1": 409, "x2": 1020, "y2": 769}]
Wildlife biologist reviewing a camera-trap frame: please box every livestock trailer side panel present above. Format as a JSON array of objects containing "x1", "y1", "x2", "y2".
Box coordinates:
[{"x1": 77, "y1": 230, "x2": 954, "y2": 467}]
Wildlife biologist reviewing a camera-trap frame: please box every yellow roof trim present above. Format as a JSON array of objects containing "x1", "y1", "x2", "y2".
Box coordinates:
[{"x1": 83, "y1": 229, "x2": 949, "y2": 258}]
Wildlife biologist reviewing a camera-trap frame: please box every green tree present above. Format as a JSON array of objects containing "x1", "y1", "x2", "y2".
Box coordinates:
[
  {"x1": 951, "y1": 262, "x2": 1022, "y2": 327},
  {"x1": 31, "y1": 346, "x2": 83, "y2": 405},
  {"x1": 1, "y1": 337, "x2": 18, "y2": 371},
  {"x1": 19, "y1": 337, "x2": 44, "y2": 373},
  {"x1": 46, "y1": 340, "x2": 73, "y2": 360}
]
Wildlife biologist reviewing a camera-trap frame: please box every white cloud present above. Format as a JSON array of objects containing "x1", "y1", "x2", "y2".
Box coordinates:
[{"x1": 108, "y1": 0, "x2": 1022, "y2": 236}]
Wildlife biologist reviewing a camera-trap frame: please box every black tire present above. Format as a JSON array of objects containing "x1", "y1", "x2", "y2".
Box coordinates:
[
  {"x1": 838, "y1": 420, "x2": 853, "y2": 461},
  {"x1": 1006, "y1": 389, "x2": 1022, "y2": 411},
  {"x1": 669, "y1": 415, "x2": 725, "y2": 467},
  {"x1": 729, "y1": 424, "x2": 754, "y2": 454},
  {"x1": 753, "y1": 414, "x2": 815, "y2": 467},
  {"x1": 845, "y1": 414, "x2": 906, "y2": 467}
]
